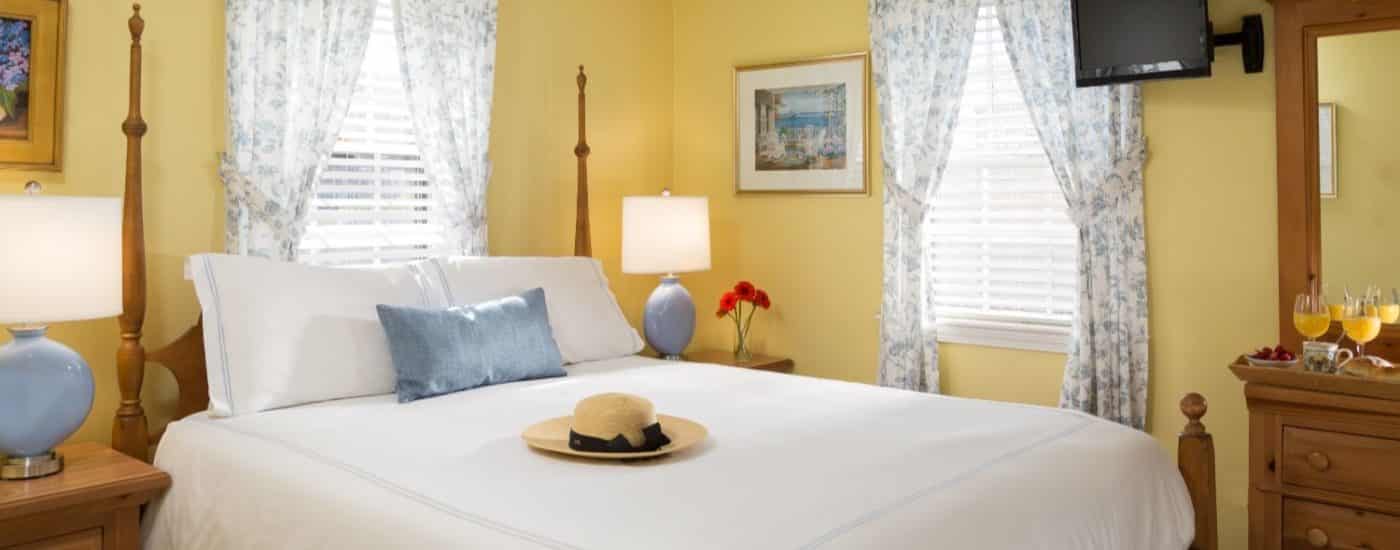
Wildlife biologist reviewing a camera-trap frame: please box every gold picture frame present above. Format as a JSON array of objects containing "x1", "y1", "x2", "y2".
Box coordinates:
[
  {"x1": 0, "y1": 0, "x2": 65, "y2": 171},
  {"x1": 733, "y1": 52, "x2": 870, "y2": 196}
]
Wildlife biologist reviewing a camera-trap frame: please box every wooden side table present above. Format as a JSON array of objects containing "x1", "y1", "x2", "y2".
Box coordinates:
[
  {"x1": 0, "y1": 443, "x2": 170, "y2": 550},
  {"x1": 685, "y1": 350, "x2": 794, "y2": 373}
]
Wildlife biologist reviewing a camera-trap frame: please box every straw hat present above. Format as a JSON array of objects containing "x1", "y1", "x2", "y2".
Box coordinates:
[{"x1": 523, "y1": 393, "x2": 707, "y2": 459}]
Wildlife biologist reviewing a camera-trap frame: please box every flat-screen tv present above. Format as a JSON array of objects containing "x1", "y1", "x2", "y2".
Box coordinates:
[{"x1": 1072, "y1": 0, "x2": 1212, "y2": 87}]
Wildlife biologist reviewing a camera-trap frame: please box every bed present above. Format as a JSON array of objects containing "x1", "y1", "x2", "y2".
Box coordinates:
[
  {"x1": 111, "y1": 5, "x2": 1218, "y2": 550},
  {"x1": 144, "y1": 356, "x2": 1193, "y2": 549}
]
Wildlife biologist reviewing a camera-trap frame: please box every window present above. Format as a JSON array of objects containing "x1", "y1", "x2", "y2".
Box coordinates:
[
  {"x1": 298, "y1": 0, "x2": 446, "y2": 267},
  {"x1": 926, "y1": 4, "x2": 1079, "y2": 353}
]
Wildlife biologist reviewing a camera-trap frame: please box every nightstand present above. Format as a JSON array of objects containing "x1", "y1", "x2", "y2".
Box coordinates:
[
  {"x1": 685, "y1": 350, "x2": 794, "y2": 373},
  {"x1": 0, "y1": 443, "x2": 170, "y2": 550}
]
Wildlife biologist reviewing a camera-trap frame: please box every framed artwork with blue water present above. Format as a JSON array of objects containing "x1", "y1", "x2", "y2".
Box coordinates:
[
  {"x1": 734, "y1": 52, "x2": 868, "y2": 195},
  {"x1": 0, "y1": 0, "x2": 64, "y2": 171}
]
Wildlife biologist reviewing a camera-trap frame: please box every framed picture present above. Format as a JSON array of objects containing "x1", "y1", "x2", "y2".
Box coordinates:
[
  {"x1": 734, "y1": 52, "x2": 868, "y2": 195},
  {"x1": 0, "y1": 0, "x2": 64, "y2": 171},
  {"x1": 1318, "y1": 102, "x2": 1337, "y2": 199}
]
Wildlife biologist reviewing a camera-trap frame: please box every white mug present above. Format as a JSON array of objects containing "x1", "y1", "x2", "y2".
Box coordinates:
[{"x1": 1303, "y1": 341, "x2": 1353, "y2": 374}]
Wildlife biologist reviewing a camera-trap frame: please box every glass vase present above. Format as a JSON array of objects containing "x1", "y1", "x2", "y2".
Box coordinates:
[
  {"x1": 734, "y1": 323, "x2": 752, "y2": 362},
  {"x1": 734, "y1": 340, "x2": 752, "y2": 362}
]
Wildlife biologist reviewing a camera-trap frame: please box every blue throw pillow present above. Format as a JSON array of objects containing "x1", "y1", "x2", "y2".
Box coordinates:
[{"x1": 376, "y1": 287, "x2": 566, "y2": 403}]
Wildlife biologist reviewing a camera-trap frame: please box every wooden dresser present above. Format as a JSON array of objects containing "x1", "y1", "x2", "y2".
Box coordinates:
[{"x1": 1234, "y1": 363, "x2": 1400, "y2": 549}]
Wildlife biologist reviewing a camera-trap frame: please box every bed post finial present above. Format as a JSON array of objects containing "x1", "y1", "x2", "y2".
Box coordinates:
[
  {"x1": 1181, "y1": 392, "x2": 1207, "y2": 434},
  {"x1": 114, "y1": 0, "x2": 150, "y2": 462},
  {"x1": 1178, "y1": 393, "x2": 1217, "y2": 550},
  {"x1": 573, "y1": 65, "x2": 592, "y2": 257},
  {"x1": 129, "y1": 3, "x2": 143, "y2": 41}
]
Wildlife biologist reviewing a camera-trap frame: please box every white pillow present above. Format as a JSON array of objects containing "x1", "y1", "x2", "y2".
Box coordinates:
[
  {"x1": 430, "y1": 256, "x2": 643, "y2": 364},
  {"x1": 189, "y1": 254, "x2": 440, "y2": 417}
]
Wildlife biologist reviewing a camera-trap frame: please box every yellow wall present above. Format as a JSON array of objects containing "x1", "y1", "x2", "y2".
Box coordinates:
[
  {"x1": 1317, "y1": 30, "x2": 1400, "y2": 293},
  {"x1": 672, "y1": 0, "x2": 884, "y2": 384},
  {"x1": 671, "y1": 1, "x2": 1277, "y2": 546},
  {"x1": 0, "y1": 0, "x2": 225, "y2": 444},
  {"x1": 490, "y1": 0, "x2": 674, "y2": 331},
  {"x1": 1143, "y1": 5, "x2": 1278, "y2": 548}
]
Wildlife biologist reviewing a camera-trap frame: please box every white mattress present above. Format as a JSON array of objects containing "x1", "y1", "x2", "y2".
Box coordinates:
[{"x1": 143, "y1": 356, "x2": 1193, "y2": 550}]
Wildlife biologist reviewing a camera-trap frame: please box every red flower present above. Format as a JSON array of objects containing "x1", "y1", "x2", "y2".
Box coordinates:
[
  {"x1": 754, "y1": 290, "x2": 771, "y2": 309},
  {"x1": 734, "y1": 281, "x2": 757, "y2": 301},
  {"x1": 718, "y1": 291, "x2": 739, "y2": 313}
]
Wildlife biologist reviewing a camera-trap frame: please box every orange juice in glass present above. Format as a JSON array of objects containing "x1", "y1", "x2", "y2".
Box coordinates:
[
  {"x1": 1329, "y1": 303, "x2": 1346, "y2": 322},
  {"x1": 1343, "y1": 316, "x2": 1381, "y2": 344},
  {"x1": 1380, "y1": 305, "x2": 1400, "y2": 324},
  {"x1": 1293, "y1": 293, "x2": 1331, "y2": 340},
  {"x1": 1326, "y1": 284, "x2": 1347, "y2": 322},
  {"x1": 1343, "y1": 296, "x2": 1383, "y2": 359},
  {"x1": 1382, "y1": 288, "x2": 1400, "y2": 324}
]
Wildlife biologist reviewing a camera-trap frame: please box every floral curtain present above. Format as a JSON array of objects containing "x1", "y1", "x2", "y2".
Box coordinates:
[
  {"x1": 995, "y1": 0, "x2": 1150, "y2": 429},
  {"x1": 870, "y1": 0, "x2": 981, "y2": 392},
  {"x1": 221, "y1": 0, "x2": 377, "y2": 260},
  {"x1": 392, "y1": 0, "x2": 498, "y2": 256}
]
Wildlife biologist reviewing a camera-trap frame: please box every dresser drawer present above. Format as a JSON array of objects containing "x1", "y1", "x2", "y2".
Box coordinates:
[
  {"x1": 1282, "y1": 426, "x2": 1400, "y2": 501},
  {"x1": 8, "y1": 529, "x2": 102, "y2": 550},
  {"x1": 1284, "y1": 499, "x2": 1400, "y2": 549}
]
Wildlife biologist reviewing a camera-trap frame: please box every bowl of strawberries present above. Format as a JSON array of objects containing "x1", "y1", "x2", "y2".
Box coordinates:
[{"x1": 1246, "y1": 345, "x2": 1298, "y2": 367}]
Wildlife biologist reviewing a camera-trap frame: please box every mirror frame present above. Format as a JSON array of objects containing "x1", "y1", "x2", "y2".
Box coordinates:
[{"x1": 1275, "y1": 0, "x2": 1400, "y2": 355}]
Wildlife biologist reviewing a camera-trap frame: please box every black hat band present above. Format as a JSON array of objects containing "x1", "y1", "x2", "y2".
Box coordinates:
[{"x1": 569, "y1": 422, "x2": 671, "y2": 453}]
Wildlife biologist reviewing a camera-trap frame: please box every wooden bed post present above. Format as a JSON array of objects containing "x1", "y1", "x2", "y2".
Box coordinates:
[
  {"x1": 109, "y1": 4, "x2": 211, "y2": 462},
  {"x1": 1179, "y1": 393, "x2": 1217, "y2": 550},
  {"x1": 113, "y1": 2, "x2": 149, "y2": 463},
  {"x1": 573, "y1": 65, "x2": 591, "y2": 258}
]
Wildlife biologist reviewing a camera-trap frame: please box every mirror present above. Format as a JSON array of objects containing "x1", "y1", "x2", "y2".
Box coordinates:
[
  {"x1": 1276, "y1": 2, "x2": 1400, "y2": 361},
  {"x1": 1317, "y1": 29, "x2": 1400, "y2": 306}
]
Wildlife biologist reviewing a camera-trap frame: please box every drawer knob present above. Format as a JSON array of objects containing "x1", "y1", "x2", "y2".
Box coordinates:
[
  {"x1": 1307, "y1": 451, "x2": 1331, "y2": 472},
  {"x1": 1306, "y1": 527, "x2": 1329, "y2": 548}
]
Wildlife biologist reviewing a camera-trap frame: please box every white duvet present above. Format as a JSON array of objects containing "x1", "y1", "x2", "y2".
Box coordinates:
[{"x1": 143, "y1": 356, "x2": 1193, "y2": 549}]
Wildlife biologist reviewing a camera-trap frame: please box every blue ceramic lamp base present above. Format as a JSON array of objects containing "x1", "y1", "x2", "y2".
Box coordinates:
[
  {"x1": 643, "y1": 276, "x2": 696, "y2": 360},
  {"x1": 0, "y1": 327, "x2": 95, "y2": 481}
]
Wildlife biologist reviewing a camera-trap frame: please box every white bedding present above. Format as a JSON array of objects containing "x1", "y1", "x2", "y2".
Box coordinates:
[{"x1": 143, "y1": 356, "x2": 1193, "y2": 550}]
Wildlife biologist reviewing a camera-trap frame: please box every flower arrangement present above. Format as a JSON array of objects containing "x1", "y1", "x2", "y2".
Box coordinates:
[{"x1": 716, "y1": 280, "x2": 771, "y2": 361}]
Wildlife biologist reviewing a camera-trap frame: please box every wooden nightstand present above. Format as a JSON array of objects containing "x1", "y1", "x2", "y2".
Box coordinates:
[
  {"x1": 685, "y1": 350, "x2": 794, "y2": 373},
  {"x1": 0, "y1": 443, "x2": 170, "y2": 550}
]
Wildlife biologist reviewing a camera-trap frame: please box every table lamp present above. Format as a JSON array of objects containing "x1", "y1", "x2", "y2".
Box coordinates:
[
  {"x1": 622, "y1": 191, "x2": 711, "y2": 360},
  {"x1": 0, "y1": 187, "x2": 122, "y2": 480}
]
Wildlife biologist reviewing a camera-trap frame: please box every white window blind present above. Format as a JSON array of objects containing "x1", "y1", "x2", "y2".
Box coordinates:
[
  {"x1": 926, "y1": 4, "x2": 1079, "y2": 353},
  {"x1": 298, "y1": 0, "x2": 446, "y2": 268}
]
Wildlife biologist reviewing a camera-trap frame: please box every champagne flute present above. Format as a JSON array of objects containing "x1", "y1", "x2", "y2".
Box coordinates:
[
  {"x1": 1343, "y1": 293, "x2": 1383, "y2": 359},
  {"x1": 1293, "y1": 293, "x2": 1330, "y2": 341}
]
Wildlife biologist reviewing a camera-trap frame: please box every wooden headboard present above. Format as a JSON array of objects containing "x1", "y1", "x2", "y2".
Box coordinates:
[{"x1": 109, "y1": 4, "x2": 596, "y2": 461}]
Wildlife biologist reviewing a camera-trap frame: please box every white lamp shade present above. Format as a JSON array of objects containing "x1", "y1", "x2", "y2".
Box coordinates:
[
  {"x1": 621, "y1": 196, "x2": 711, "y2": 275},
  {"x1": 0, "y1": 195, "x2": 123, "y2": 324}
]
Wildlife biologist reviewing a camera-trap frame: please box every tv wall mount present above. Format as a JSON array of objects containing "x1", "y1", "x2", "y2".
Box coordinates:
[{"x1": 1209, "y1": 14, "x2": 1265, "y2": 74}]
